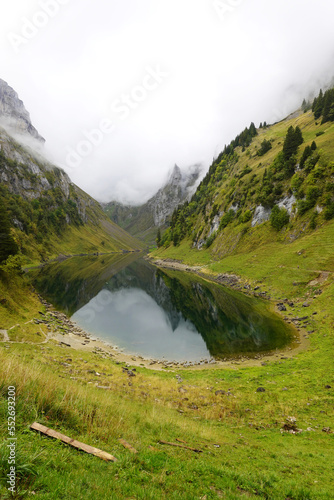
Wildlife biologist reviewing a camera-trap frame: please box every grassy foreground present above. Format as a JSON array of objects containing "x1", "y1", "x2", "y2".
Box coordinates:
[{"x1": 0, "y1": 224, "x2": 334, "y2": 499}]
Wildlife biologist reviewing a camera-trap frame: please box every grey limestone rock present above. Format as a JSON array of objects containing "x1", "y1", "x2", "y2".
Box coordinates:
[
  {"x1": 278, "y1": 195, "x2": 296, "y2": 215},
  {"x1": 252, "y1": 205, "x2": 271, "y2": 227},
  {"x1": 148, "y1": 164, "x2": 202, "y2": 226},
  {"x1": 0, "y1": 78, "x2": 45, "y2": 143}
]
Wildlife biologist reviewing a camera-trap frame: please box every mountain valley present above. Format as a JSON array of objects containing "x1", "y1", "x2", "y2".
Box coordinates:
[{"x1": 0, "y1": 79, "x2": 334, "y2": 500}]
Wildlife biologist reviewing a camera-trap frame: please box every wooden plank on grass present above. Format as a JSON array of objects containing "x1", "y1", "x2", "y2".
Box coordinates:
[
  {"x1": 119, "y1": 439, "x2": 138, "y2": 454},
  {"x1": 158, "y1": 440, "x2": 202, "y2": 453},
  {"x1": 30, "y1": 422, "x2": 117, "y2": 462}
]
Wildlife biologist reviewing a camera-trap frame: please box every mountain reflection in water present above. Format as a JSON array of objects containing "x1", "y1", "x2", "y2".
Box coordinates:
[{"x1": 31, "y1": 255, "x2": 295, "y2": 362}]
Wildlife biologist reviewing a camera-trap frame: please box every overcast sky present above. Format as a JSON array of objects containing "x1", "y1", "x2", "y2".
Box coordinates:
[{"x1": 1, "y1": 0, "x2": 334, "y2": 204}]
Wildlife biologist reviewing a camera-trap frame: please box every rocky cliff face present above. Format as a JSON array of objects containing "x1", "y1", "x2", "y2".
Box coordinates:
[
  {"x1": 0, "y1": 79, "x2": 45, "y2": 143},
  {"x1": 103, "y1": 163, "x2": 203, "y2": 242},
  {"x1": 0, "y1": 126, "x2": 93, "y2": 224},
  {"x1": 0, "y1": 79, "x2": 107, "y2": 225},
  {"x1": 149, "y1": 164, "x2": 202, "y2": 226},
  {"x1": 0, "y1": 79, "x2": 143, "y2": 256}
]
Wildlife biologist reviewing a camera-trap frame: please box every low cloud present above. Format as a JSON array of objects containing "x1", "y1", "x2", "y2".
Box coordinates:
[{"x1": 1, "y1": 0, "x2": 334, "y2": 204}]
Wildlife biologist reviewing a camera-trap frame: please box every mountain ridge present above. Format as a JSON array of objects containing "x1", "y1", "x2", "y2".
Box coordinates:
[
  {"x1": 0, "y1": 78, "x2": 45, "y2": 143},
  {"x1": 103, "y1": 163, "x2": 203, "y2": 244},
  {"x1": 0, "y1": 79, "x2": 144, "y2": 263},
  {"x1": 154, "y1": 94, "x2": 334, "y2": 256}
]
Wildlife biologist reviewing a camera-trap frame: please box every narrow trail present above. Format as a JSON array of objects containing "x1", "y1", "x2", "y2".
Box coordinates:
[
  {"x1": 0, "y1": 325, "x2": 50, "y2": 345},
  {"x1": 0, "y1": 330, "x2": 9, "y2": 342}
]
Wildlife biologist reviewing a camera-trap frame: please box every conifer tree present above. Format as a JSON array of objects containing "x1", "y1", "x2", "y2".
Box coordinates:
[
  {"x1": 312, "y1": 97, "x2": 317, "y2": 112},
  {"x1": 283, "y1": 126, "x2": 304, "y2": 161},
  {"x1": 329, "y1": 103, "x2": 334, "y2": 122},
  {"x1": 294, "y1": 126, "x2": 304, "y2": 147},
  {"x1": 314, "y1": 89, "x2": 324, "y2": 119},
  {"x1": 301, "y1": 98, "x2": 310, "y2": 112},
  {"x1": 249, "y1": 122, "x2": 257, "y2": 137},
  {"x1": 299, "y1": 146, "x2": 312, "y2": 169},
  {"x1": 283, "y1": 126, "x2": 297, "y2": 161},
  {"x1": 0, "y1": 198, "x2": 18, "y2": 263},
  {"x1": 321, "y1": 89, "x2": 334, "y2": 124},
  {"x1": 156, "y1": 228, "x2": 161, "y2": 247}
]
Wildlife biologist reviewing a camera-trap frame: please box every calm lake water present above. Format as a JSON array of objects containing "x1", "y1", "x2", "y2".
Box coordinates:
[{"x1": 31, "y1": 254, "x2": 296, "y2": 362}]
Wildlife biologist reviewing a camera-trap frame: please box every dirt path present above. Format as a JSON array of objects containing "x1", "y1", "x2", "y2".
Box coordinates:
[
  {"x1": 0, "y1": 326, "x2": 50, "y2": 345},
  {"x1": 0, "y1": 330, "x2": 9, "y2": 342}
]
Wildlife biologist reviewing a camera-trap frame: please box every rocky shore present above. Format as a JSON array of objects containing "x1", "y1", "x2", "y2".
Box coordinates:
[
  {"x1": 147, "y1": 257, "x2": 272, "y2": 299},
  {"x1": 29, "y1": 260, "x2": 310, "y2": 371}
]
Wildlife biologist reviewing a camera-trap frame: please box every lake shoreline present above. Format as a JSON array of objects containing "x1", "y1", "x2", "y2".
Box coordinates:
[{"x1": 36, "y1": 254, "x2": 310, "y2": 371}]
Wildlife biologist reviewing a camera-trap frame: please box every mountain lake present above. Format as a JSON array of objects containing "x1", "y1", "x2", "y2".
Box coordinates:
[{"x1": 30, "y1": 253, "x2": 298, "y2": 363}]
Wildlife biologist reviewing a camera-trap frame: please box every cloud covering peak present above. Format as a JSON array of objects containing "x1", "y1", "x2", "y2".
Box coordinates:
[{"x1": 1, "y1": 0, "x2": 334, "y2": 204}]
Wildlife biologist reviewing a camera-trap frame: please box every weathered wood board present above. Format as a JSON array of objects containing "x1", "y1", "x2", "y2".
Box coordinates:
[{"x1": 30, "y1": 422, "x2": 117, "y2": 462}]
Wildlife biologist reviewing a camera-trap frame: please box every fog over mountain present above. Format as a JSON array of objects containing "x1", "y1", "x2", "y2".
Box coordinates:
[{"x1": 1, "y1": 0, "x2": 334, "y2": 204}]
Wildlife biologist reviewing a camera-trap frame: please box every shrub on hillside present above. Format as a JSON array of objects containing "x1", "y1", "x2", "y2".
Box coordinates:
[
  {"x1": 240, "y1": 210, "x2": 252, "y2": 223},
  {"x1": 304, "y1": 153, "x2": 320, "y2": 173},
  {"x1": 205, "y1": 232, "x2": 217, "y2": 248},
  {"x1": 297, "y1": 185, "x2": 321, "y2": 216},
  {"x1": 324, "y1": 202, "x2": 334, "y2": 220},
  {"x1": 270, "y1": 205, "x2": 290, "y2": 231},
  {"x1": 299, "y1": 146, "x2": 312, "y2": 168},
  {"x1": 219, "y1": 210, "x2": 235, "y2": 230},
  {"x1": 0, "y1": 198, "x2": 18, "y2": 263},
  {"x1": 258, "y1": 139, "x2": 272, "y2": 156},
  {"x1": 309, "y1": 212, "x2": 318, "y2": 230},
  {"x1": 291, "y1": 173, "x2": 304, "y2": 193},
  {"x1": 0, "y1": 254, "x2": 23, "y2": 276}
]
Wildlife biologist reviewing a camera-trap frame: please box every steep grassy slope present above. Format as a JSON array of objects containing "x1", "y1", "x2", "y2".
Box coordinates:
[
  {"x1": 104, "y1": 200, "x2": 157, "y2": 243},
  {"x1": 0, "y1": 261, "x2": 333, "y2": 499},
  {"x1": 0, "y1": 98, "x2": 333, "y2": 499},
  {"x1": 158, "y1": 108, "x2": 334, "y2": 254}
]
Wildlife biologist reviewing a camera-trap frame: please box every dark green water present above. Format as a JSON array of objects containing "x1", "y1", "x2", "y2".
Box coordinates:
[{"x1": 31, "y1": 254, "x2": 296, "y2": 362}]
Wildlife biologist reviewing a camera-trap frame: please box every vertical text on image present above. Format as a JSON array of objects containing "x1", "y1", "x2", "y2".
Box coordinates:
[{"x1": 7, "y1": 386, "x2": 17, "y2": 494}]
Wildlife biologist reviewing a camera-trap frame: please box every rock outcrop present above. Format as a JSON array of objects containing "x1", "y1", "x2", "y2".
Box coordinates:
[
  {"x1": 278, "y1": 195, "x2": 296, "y2": 215},
  {"x1": 0, "y1": 79, "x2": 45, "y2": 143},
  {"x1": 0, "y1": 78, "x2": 143, "y2": 253},
  {"x1": 148, "y1": 164, "x2": 202, "y2": 226},
  {"x1": 103, "y1": 163, "x2": 203, "y2": 243},
  {"x1": 252, "y1": 205, "x2": 272, "y2": 227}
]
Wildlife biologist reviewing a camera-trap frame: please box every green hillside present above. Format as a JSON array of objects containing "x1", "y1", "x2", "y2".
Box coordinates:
[
  {"x1": 1, "y1": 90, "x2": 334, "y2": 499},
  {"x1": 103, "y1": 201, "x2": 157, "y2": 244},
  {"x1": 159, "y1": 118, "x2": 331, "y2": 254},
  {"x1": 156, "y1": 90, "x2": 334, "y2": 255}
]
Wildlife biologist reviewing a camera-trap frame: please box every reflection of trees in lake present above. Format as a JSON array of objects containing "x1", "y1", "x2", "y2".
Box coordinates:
[
  {"x1": 30, "y1": 253, "x2": 141, "y2": 315},
  {"x1": 31, "y1": 256, "x2": 294, "y2": 358},
  {"x1": 158, "y1": 270, "x2": 291, "y2": 357}
]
